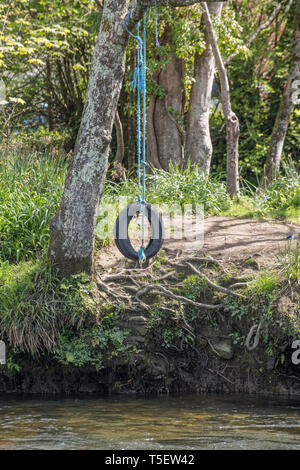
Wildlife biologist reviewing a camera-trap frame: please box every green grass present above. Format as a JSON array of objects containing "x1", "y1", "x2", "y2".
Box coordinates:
[
  {"x1": 0, "y1": 150, "x2": 67, "y2": 262},
  {"x1": 278, "y1": 240, "x2": 300, "y2": 282},
  {"x1": 0, "y1": 149, "x2": 298, "y2": 364},
  {"x1": 104, "y1": 162, "x2": 232, "y2": 213},
  {"x1": 0, "y1": 257, "x2": 99, "y2": 355},
  {"x1": 0, "y1": 255, "x2": 131, "y2": 366},
  {"x1": 220, "y1": 164, "x2": 300, "y2": 223}
]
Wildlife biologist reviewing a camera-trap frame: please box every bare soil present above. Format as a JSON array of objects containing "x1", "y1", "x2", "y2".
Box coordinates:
[{"x1": 96, "y1": 216, "x2": 300, "y2": 270}]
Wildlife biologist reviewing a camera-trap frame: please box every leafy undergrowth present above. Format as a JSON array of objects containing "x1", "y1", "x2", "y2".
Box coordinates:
[
  {"x1": 104, "y1": 162, "x2": 300, "y2": 220},
  {"x1": 222, "y1": 165, "x2": 300, "y2": 223},
  {"x1": 0, "y1": 257, "x2": 131, "y2": 371},
  {"x1": 0, "y1": 244, "x2": 299, "y2": 393}
]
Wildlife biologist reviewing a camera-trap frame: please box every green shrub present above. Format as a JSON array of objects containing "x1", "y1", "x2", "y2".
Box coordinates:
[
  {"x1": 253, "y1": 164, "x2": 300, "y2": 217},
  {"x1": 278, "y1": 240, "x2": 300, "y2": 282},
  {"x1": 55, "y1": 319, "x2": 130, "y2": 367}
]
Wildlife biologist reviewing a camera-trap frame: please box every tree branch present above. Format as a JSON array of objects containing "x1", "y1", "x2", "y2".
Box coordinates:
[
  {"x1": 129, "y1": 0, "x2": 221, "y2": 30},
  {"x1": 224, "y1": 0, "x2": 294, "y2": 65}
]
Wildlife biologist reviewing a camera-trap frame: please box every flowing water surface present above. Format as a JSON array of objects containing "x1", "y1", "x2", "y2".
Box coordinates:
[{"x1": 0, "y1": 394, "x2": 299, "y2": 450}]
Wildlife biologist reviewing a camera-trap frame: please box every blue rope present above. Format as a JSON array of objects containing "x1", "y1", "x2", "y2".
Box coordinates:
[
  {"x1": 124, "y1": 8, "x2": 159, "y2": 262},
  {"x1": 124, "y1": 11, "x2": 146, "y2": 261},
  {"x1": 154, "y1": 0, "x2": 160, "y2": 47},
  {"x1": 138, "y1": 11, "x2": 147, "y2": 262}
]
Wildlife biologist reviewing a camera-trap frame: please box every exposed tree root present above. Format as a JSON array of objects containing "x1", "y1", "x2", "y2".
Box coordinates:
[
  {"x1": 96, "y1": 252, "x2": 247, "y2": 313},
  {"x1": 185, "y1": 261, "x2": 246, "y2": 299},
  {"x1": 134, "y1": 283, "x2": 220, "y2": 310},
  {"x1": 245, "y1": 319, "x2": 263, "y2": 351}
]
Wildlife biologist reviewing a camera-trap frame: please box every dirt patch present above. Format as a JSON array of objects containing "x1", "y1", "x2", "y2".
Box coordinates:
[{"x1": 96, "y1": 216, "x2": 300, "y2": 270}]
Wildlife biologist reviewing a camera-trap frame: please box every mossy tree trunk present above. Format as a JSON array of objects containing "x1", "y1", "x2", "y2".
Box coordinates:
[{"x1": 50, "y1": 0, "x2": 132, "y2": 276}]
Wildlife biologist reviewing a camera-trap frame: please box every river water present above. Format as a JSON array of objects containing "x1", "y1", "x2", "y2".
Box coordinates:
[{"x1": 0, "y1": 394, "x2": 299, "y2": 450}]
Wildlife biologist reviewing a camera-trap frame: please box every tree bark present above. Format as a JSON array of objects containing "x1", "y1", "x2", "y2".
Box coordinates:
[
  {"x1": 147, "y1": 72, "x2": 163, "y2": 170},
  {"x1": 264, "y1": 0, "x2": 300, "y2": 183},
  {"x1": 127, "y1": 48, "x2": 137, "y2": 171},
  {"x1": 50, "y1": 0, "x2": 131, "y2": 276},
  {"x1": 185, "y1": 1, "x2": 223, "y2": 174},
  {"x1": 201, "y1": 2, "x2": 240, "y2": 198},
  {"x1": 147, "y1": 32, "x2": 185, "y2": 170}
]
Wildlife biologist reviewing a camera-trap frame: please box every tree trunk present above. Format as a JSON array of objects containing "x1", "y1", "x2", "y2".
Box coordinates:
[
  {"x1": 50, "y1": 0, "x2": 131, "y2": 276},
  {"x1": 185, "y1": 2, "x2": 223, "y2": 174},
  {"x1": 264, "y1": 0, "x2": 300, "y2": 183},
  {"x1": 147, "y1": 71, "x2": 163, "y2": 170},
  {"x1": 201, "y1": 2, "x2": 240, "y2": 198},
  {"x1": 147, "y1": 31, "x2": 185, "y2": 170}
]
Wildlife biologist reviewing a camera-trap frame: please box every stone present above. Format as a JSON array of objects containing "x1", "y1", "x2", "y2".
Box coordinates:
[
  {"x1": 127, "y1": 315, "x2": 148, "y2": 336},
  {"x1": 210, "y1": 338, "x2": 233, "y2": 360},
  {"x1": 126, "y1": 335, "x2": 145, "y2": 344}
]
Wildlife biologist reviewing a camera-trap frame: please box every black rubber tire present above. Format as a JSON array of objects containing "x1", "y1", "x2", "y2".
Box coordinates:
[{"x1": 114, "y1": 202, "x2": 164, "y2": 261}]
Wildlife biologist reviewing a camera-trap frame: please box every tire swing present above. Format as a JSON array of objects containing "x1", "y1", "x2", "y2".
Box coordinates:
[{"x1": 114, "y1": 6, "x2": 164, "y2": 262}]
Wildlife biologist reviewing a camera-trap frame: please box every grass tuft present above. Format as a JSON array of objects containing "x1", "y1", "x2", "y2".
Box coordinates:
[{"x1": 0, "y1": 257, "x2": 99, "y2": 355}]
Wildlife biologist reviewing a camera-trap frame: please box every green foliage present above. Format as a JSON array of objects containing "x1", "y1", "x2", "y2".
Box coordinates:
[
  {"x1": 249, "y1": 272, "x2": 279, "y2": 299},
  {"x1": 0, "y1": 0, "x2": 99, "y2": 142},
  {"x1": 224, "y1": 299, "x2": 249, "y2": 321},
  {"x1": 278, "y1": 241, "x2": 300, "y2": 283},
  {"x1": 12, "y1": 127, "x2": 73, "y2": 153},
  {"x1": 222, "y1": 162, "x2": 300, "y2": 223},
  {"x1": 104, "y1": 163, "x2": 232, "y2": 214},
  {"x1": 210, "y1": 0, "x2": 299, "y2": 181},
  {"x1": 55, "y1": 314, "x2": 130, "y2": 368},
  {"x1": 0, "y1": 149, "x2": 67, "y2": 262},
  {"x1": 148, "y1": 163, "x2": 231, "y2": 213},
  {"x1": 0, "y1": 257, "x2": 99, "y2": 355},
  {"x1": 161, "y1": 328, "x2": 175, "y2": 349},
  {"x1": 256, "y1": 165, "x2": 300, "y2": 213},
  {"x1": 178, "y1": 274, "x2": 207, "y2": 301}
]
